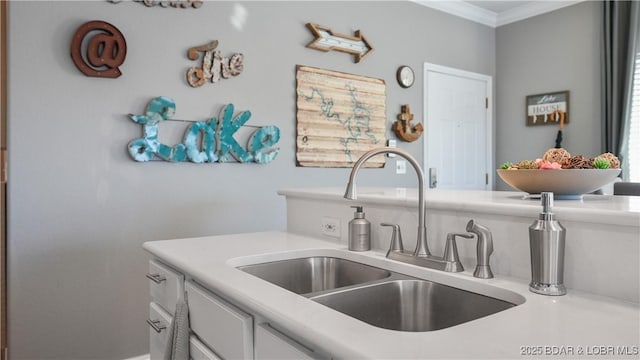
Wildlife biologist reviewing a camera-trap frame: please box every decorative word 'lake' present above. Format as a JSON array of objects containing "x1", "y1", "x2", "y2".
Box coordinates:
[{"x1": 128, "y1": 97, "x2": 280, "y2": 164}]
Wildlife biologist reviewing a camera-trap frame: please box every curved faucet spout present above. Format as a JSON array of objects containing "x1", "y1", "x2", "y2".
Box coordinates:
[{"x1": 343, "y1": 147, "x2": 431, "y2": 257}]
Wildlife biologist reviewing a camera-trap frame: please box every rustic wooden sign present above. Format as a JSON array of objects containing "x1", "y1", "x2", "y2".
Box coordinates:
[
  {"x1": 526, "y1": 90, "x2": 569, "y2": 126},
  {"x1": 296, "y1": 65, "x2": 386, "y2": 168},
  {"x1": 186, "y1": 40, "x2": 244, "y2": 87},
  {"x1": 305, "y1": 23, "x2": 373, "y2": 63},
  {"x1": 70, "y1": 20, "x2": 127, "y2": 78},
  {"x1": 108, "y1": 0, "x2": 203, "y2": 9}
]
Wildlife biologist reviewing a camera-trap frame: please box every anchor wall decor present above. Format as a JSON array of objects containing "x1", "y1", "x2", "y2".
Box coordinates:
[
  {"x1": 127, "y1": 96, "x2": 280, "y2": 164},
  {"x1": 392, "y1": 105, "x2": 423, "y2": 142}
]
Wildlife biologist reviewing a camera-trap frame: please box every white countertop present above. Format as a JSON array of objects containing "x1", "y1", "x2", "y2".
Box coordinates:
[
  {"x1": 279, "y1": 188, "x2": 640, "y2": 227},
  {"x1": 143, "y1": 231, "x2": 640, "y2": 359}
]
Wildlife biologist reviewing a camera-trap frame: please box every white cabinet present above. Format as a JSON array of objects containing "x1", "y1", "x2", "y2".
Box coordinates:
[
  {"x1": 148, "y1": 259, "x2": 184, "y2": 313},
  {"x1": 147, "y1": 260, "x2": 186, "y2": 360},
  {"x1": 186, "y1": 280, "x2": 254, "y2": 360},
  {"x1": 255, "y1": 323, "x2": 318, "y2": 360},
  {"x1": 190, "y1": 336, "x2": 222, "y2": 360},
  {"x1": 148, "y1": 302, "x2": 172, "y2": 360},
  {"x1": 147, "y1": 260, "x2": 329, "y2": 360}
]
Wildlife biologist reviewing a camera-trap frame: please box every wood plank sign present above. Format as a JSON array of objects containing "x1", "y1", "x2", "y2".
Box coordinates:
[
  {"x1": 296, "y1": 65, "x2": 386, "y2": 168},
  {"x1": 305, "y1": 23, "x2": 373, "y2": 63}
]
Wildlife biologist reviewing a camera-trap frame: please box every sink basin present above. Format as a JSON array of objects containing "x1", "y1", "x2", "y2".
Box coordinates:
[
  {"x1": 238, "y1": 257, "x2": 391, "y2": 295},
  {"x1": 311, "y1": 279, "x2": 516, "y2": 332}
]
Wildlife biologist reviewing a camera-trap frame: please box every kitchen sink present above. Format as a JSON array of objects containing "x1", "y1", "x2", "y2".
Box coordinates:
[
  {"x1": 237, "y1": 256, "x2": 392, "y2": 295},
  {"x1": 237, "y1": 255, "x2": 520, "y2": 332},
  {"x1": 311, "y1": 279, "x2": 516, "y2": 332}
]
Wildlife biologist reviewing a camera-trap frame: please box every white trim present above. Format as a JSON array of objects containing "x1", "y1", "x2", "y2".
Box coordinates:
[
  {"x1": 412, "y1": 0, "x2": 585, "y2": 28},
  {"x1": 122, "y1": 354, "x2": 150, "y2": 360},
  {"x1": 412, "y1": 0, "x2": 497, "y2": 27},
  {"x1": 423, "y1": 63, "x2": 494, "y2": 189},
  {"x1": 496, "y1": 1, "x2": 584, "y2": 27}
]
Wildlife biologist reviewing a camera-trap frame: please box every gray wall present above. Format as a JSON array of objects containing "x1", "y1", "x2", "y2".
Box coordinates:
[
  {"x1": 495, "y1": 1, "x2": 602, "y2": 189},
  {"x1": 6, "y1": 1, "x2": 495, "y2": 358}
]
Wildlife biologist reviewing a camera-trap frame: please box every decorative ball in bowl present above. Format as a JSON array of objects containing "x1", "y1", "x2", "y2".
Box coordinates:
[{"x1": 496, "y1": 168, "x2": 621, "y2": 199}]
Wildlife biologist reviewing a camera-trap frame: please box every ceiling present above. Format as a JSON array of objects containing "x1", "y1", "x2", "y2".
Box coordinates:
[
  {"x1": 414, "y1": 1, "x2": 584, "y2": 28},
  {"x1": 465, "y1": 1, "x2": 536, "y2": 14}
]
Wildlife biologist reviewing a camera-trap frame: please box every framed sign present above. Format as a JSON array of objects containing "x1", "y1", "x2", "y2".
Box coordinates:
[
  {"x1": 526, "y1": 90, "x2": 569, "y2": 126},
  {"x1": 295, "y1": 65, "x2": 386, "y2": 167}
]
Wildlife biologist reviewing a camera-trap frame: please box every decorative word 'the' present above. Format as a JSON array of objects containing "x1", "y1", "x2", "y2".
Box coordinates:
[
  {"x1": 186, "y1": 40, "x2": 244, "y2": 87},
  {"x1": 128, "y1": 97, "x2": 280, "y2": 164}
]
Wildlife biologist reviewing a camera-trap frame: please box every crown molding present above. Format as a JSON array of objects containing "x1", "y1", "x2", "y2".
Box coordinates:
[
  {"x1": 496, "y1": 1, "x2": 584, "y2": 27},
  {"x1": 412, "y1": 1, "x2": 585, "y2": 28},
  {"x1": 412, "y1": 0, "x2": 497, "y2": 27}
]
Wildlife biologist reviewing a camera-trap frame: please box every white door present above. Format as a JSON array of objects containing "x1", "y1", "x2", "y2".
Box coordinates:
[{"x1": 424, "y1": 63, "x2": 492, "y2": 190}]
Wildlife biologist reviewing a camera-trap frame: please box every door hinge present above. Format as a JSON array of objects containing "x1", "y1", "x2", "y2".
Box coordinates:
[
  {"x1": 485, "y1": 97, "x2": 488, "y2": 109},
  {"x1": 485, "y1": 173, "x2": 488, "y2": 185}
]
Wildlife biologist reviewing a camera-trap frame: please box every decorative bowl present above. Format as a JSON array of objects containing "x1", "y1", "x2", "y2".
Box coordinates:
[{"x1": 496, "y1": 169, "x2": 621, "y2": 199}]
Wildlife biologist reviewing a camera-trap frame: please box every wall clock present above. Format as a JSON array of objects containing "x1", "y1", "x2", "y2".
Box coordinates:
[{"x1": 397, "y1": 66, "x2": 414, "y2": 88}]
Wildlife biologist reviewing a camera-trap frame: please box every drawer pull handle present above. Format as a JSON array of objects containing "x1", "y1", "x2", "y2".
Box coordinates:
[
  {"x1": 146, "y1": 319, "x2": 167, "y2": 333},
  {"x1": 146, "y1": 273, "x2": 167, "y2": 284}
]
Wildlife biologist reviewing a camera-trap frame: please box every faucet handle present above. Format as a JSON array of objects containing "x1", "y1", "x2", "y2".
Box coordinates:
[
  {"x1": 443, "y1": 233, "x2": 474, "y2": 272},
  {"x1": 381, "y1": 223, "x2": 404, "y2": 256}
]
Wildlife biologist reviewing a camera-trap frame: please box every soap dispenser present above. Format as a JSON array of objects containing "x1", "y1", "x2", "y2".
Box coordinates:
[
  {"x1": 529, "y1": 192, "x2": 567, "y2": 296},
  {"x1": 348, "y1": 206, "x2": 371, "y2": 251}
]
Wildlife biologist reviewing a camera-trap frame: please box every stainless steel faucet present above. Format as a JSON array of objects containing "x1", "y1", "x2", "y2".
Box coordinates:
[
  {"x1": 345, "y1": 148, "x2": 495, "y2": 279},
  {"x1": 344, "y1": 147, "x2": 430, "y2": 257}
]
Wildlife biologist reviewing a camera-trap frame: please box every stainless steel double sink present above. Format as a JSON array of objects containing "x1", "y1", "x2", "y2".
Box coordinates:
[{"x1": 238, "y1": 256, "x2": 517, "y2": 332}]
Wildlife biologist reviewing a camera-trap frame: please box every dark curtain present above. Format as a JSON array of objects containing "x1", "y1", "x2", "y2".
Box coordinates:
[{"x1": 602, "y1": 0, "x2": 640, "y2": 179}]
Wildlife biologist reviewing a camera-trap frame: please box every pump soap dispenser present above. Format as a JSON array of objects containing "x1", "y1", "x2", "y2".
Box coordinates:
[
  {"x1": 529, "y1": 192, "x2": 567, "y2": 296},
  {"x1": 349, "y1": 206, "x2": 371, "y2": 251}
]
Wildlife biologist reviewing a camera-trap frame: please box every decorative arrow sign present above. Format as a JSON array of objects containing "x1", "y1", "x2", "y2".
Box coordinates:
[{"x1": 305, "y1": 23, "x2": 373, "y2": 63}]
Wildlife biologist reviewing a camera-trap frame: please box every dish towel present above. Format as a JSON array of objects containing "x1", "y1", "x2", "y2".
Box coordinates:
[{"x1": 163, "y1": 294, "x2": 190, "y2": 360}]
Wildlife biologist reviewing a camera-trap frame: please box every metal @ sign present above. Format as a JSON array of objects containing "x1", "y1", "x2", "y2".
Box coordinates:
[{"x1": 70, "y1": 20, "x2": 127, "y2": 78}]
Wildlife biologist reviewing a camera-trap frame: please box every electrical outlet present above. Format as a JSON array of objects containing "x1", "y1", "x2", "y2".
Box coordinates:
[
  {"x1": 396, "y1": 159, "x2": 406, "y2": 174},
  {"x1": 321, "y1": 217, "x2": 341, "y2": 238}
]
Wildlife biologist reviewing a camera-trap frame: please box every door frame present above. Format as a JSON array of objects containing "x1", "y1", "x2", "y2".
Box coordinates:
[
  {"x1": 1, "y1": 1, "x2": 7, "y2": 358},
  {"x1": 423, "y1": 62, "x2": 494, "y2": 189}
]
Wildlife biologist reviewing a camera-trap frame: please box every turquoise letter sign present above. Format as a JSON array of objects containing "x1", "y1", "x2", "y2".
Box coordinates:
[{"x1": 128, "y1": 97, "x2": 280, "y2": 164}]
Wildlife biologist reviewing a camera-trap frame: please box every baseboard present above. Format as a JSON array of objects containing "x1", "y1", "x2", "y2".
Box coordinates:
[{"x1": 123, "y1": 354, "x2": 149, "y2": 360}]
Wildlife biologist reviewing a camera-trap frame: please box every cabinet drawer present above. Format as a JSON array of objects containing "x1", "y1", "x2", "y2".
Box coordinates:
[
  {"x1": 148, "y1": 260, "x2": 184, "y2": 313},
  {"x1": 255, "y1": 323, "x2": 316, "y2": 360},
  {"x1": 149, "y1": 302, "x2": 172, "y2": 360},
  {"x1": 190, "y1": 336, "x2": 222, "y2": 360},
  {"x1": 186, "y1": 280, "x2": 253, "y2": 360}
]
